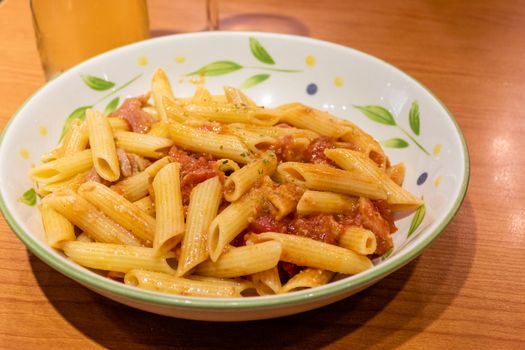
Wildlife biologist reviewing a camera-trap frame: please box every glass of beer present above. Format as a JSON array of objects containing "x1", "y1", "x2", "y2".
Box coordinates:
[{"x1": 31, "y1": 0, "x2": 150, "y2": 80}]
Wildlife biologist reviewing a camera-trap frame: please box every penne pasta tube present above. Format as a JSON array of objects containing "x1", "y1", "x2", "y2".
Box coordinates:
[
  {"x1": 142, "y1": 105, "x2": 160, "y2": 121},
  {"x1": 147, "y1": 122, "x2": 170, "y2": 138},
  {"x1": 62, "y1": 119, "x2": 89, "y2": 156},
  {"x1": 195, "y1": 241, "x2": 282, "y2": 278},
  {"x1": 222, "y1": 125, "x2": 278, "y2": 153},
  {"x1": 255, "y1": 232, "x2": 373, "y2": 275},
  {"x1": 163, "y1": 95, "x2": 203, "y2": 124},
  {"x1": 30, "y1": 149, "x2": 93, "y2": 184},
  {"x1": 208, "y1": 186, "x2": 267, "y2": 261},
  {"x1": 191, "y1": 84, "x2": 213, "y2": 104},
  {"x1": 277, "y1": 162, "x2": 386, "y2": 200},
  {"x1": 40, "y1": 203, "x2": 75, "y2": 249},
  {"x1": 325, "y1": 148, "x2": 422, "y2": 210},
  {"x1": 231, "y1": 123, "x2": 319, "y2": 141},
  {"x1": 168, "y1": 121, "x2": 252, "y2": 163},
  {"x1": 183, "y1": 103, "x2": 282, "y2": 126},
  {"x1": 338, "y1": 227, "x2": 377, "y2": 255},
  {"x1": 114, "y1": 130, "x2": 173, "y2": 159},
  {"x1": 124, "y1": 270, "x2": 246, "y2": 297},
  {"x1": 224, "y1": 151, "x2": 277, "y2": 202},
  {"x1": 224, "y1": 86, "x2": 257, "y2": 106},
  {"x1": 108, "y1": 117, "x2": 131, "y2": 132},
  {"x1": 216, "y1": 159, "x2": 240, "y2": 174},
  {"x1": 251, "y1": 267, "x2": 282, "y2": 295},
  {"x1": 296, "y1": 190, "x2": 358, "y2": 215},
  {"x1": 187, "y1": 275, "x2": 254, "y2": 295},
  {"x1": 63, "y1": 241, "x2": 174, "y2": 274},
  {"x1": 36, "y1": 171, "x2": 87, "y2": 196},
  {"x1": 177, "y1": 177, "x2": 222, "y2": 277},
  {"x1": 86, "y1": 109, "x2": 120, "y2": 181},
  {"x1": 43, "y1": 192, "x2": 141, "y2": 246},
  {"x1": 76, "y1": 232, "x2": 94, "y2": 243},
  {"x1": 133, "y1": 195, "x2": 155, "y2": 217},
  {"x1": 78, "y1": 182, "x2": 156, "y2": 244},
  {"x1": 279, "y1": 268, "x2": 335, "y2": 294},
  {"x1": 153, "y1": 162, "x2": 185, "y2": 253},
  {"x1": 151, "y1": 68, "x2": 175, "y2": 122},
  {"x1": 337, "y1": 121, "x2": 387, "y2": 168},
  {"x1": 111, "y1": 157, "x2": 170, "y2": 201},
  {"x1": 279, "y1": 103, "x2": 348, "y2": 138}
]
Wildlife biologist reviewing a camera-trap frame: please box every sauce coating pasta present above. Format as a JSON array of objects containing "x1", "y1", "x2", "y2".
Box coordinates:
[{"x1": 32, "y1": 68, "x2": 423, "y2": 297}]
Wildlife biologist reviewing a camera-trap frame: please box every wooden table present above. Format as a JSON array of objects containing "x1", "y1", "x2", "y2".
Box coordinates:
[{"x1": 1, "y1": 0, "x2": 524, "y2": 348}]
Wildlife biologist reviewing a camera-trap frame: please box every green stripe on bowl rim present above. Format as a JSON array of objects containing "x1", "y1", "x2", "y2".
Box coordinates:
[{"x1": 0, "y1": 31, "x2": 470, "y2": 312}]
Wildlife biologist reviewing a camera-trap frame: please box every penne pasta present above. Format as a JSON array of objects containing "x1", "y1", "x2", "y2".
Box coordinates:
[
  {"x1": 254, "y1": 232, "x2": 373, "y2": 275},
  {"x1": 296, "y1": 190, "x2": 358, "y2": 215},
  {"x1": 40, "y1": 203, "x2": 76, "y2": 249},
  {"x1": 191, "y1": 84, "x2": 213, "y2": 104},
  {"x1": 62, "y1": 119, "x2": 89, "y2": 156},
  {"x1": 177, "y1": 177, "x2": 222, "y2": 277},
  {"x1": 43, "y1": 191, "x2": 141, "y2": 246},
  {"x1": 114, "y1": 130, "x2": 173, "y2": 159},
  {"x1": 31, "y1": 73, "x2": 423, "y2": 298},
  {"x1": 277, "y1": 162, "x2": 386, "y2": 200},
  {"x1": 216, "y1": 159, "x2": 240, "y2": 174},
  {"x1": 63, "y1": 241, "x2": 174, "y2": 274},
  {"x1": 224, "y1": 151, "x2": 277, "y2": 202},
  {"x1": 279, "y1": 269, "x2": 335, "y2": 294},
  {"x1": 151, "y1": 68, "x2": 175, "y2": 122},
  {"x1": 251, "y1": 267, "x2": 282, "y2": 295},
  {"x1": 125, "y1": 270, "x2": 247, "y2": 297},
  {"x1": 207, "y1": 185, "x2": 267, "y2": 261},
  {"x1": 86, "y1": 109, "x2": 120, "y2": 181},
  {"x1": 78, "y1": 181, "x2": 156, "y2": 244},
  {"x1": 168, "y1": 121, "x2": 252, "y2": 163},
  {"x1": 111, "y1": 156, "x2": 170, "y2": 201},
  {"x1": 153, "y1": 162, "x2": 185, "y2": 253},
  {"x1": 133, "y1": 195, "x2": 155, "y2": 217},
  {"x1": 325, "y1": 148, "x2": 422, "y2": 210},
  {"x1": 338, "y1": 227, "x2": 377, "y2": 255},
  {"x1": 30, "y1": 149, "x2": 93, "y2": 184},
  {"x1": 183, "y1": 103, "x2": 282, "y2": 126},
  {"x1": 108, "y1": 117, "x2": 131, "y2": 132},
  {"x1": 195, "y1": 241, "x2": 282, "y2": 278},
  {"x1": 223, "y1": 86, "x2": 257, "y2": 107}
]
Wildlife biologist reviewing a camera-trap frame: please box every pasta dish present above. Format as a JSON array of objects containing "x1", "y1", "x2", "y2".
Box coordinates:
[{"x1": 30, "y1": 68, "x2": 423, "y2": 297}]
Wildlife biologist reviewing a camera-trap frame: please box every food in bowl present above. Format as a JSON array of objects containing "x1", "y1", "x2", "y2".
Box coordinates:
[{"x1": 30, "y1": 68, "x2": 423, "y2": 297}]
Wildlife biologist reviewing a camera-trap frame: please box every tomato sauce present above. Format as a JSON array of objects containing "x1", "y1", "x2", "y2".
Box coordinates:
[
  {"x1": 303, "y1": 137, "x2": 336, "y2": 164},
  {"x1": 110, "y1": 95, "x2": 153, "y2": 133},
  {"x1": 168, "y1": 146, "x2": 224, "y2": 205}
]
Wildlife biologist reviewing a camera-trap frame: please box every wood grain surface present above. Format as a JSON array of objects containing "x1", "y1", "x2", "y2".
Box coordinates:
[{"x1": 1, "y1": 0, "x2": 524, "y2": 349}]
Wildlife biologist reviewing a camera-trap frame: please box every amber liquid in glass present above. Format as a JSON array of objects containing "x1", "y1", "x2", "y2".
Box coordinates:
[{"x1": 31, "y1": 0, "x2": 150, "y2": 79}]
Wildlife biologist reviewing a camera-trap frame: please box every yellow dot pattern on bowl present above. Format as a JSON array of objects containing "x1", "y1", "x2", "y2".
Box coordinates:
[
  {"x1": 38, "y1": 126, "x2": 48, "y2": 136},
  {"x1": 305, "y1": 55, "x2": 315, "y2": 66},
  {"x1": 137, "y1": 56, "x2": 148, "y2": 66},
  {"x1": 433, "y1": 144, "x2": 442, "y2": 156},
  {"x1": 334, "y1": 76, "x2": 344, "y2": 87},
  {"x1": 20, "y1": 148, "x2": 29, "y2": 159},
  {"x1": 434, "y1": 176, "x2": 442, "y2": 188},
  {"x1": 176, "y1": 56, "x2": 186, "y2": 64}
]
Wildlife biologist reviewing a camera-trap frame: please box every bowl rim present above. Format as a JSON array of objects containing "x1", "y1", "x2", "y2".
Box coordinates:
[{"x1": 0, "y1": 31, "x2": 470, "y2": 311}]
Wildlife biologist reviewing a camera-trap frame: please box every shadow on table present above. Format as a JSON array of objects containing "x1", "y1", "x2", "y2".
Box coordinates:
[{"x1": 29, "y1": 198, "x2": 475, "y2": 350}]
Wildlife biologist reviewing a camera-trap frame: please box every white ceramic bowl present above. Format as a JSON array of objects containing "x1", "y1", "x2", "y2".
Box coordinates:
[{"x1": 0, "y1": 32, "x2": 469, "y2": 321}]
